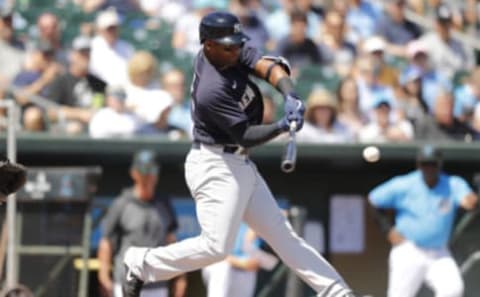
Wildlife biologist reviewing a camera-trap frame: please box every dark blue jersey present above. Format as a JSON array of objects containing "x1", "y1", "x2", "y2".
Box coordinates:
[{"x1": 191, "y1": 46, "x2": 264, "y2": 145}]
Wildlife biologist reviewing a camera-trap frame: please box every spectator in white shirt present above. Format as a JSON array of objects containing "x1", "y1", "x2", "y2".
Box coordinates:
[
  {"x1": 359, "y1": 97, "x2": 414, "y2": 143},
  {"x1": 89, "y1": 85, "x2": 143, "y2": 138},
  {"x1": 419, "y1": 3, "x2": 475, "y2": 79},
  {"x1": 126, "y1": 51, "x2": 173, "y2": 134},
  {"x1": 89, "y1": 7, "x2": 134, "y2": 86}
]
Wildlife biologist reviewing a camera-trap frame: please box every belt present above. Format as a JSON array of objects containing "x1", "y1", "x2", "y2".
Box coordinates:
[{"x1": 192, "y1": 141, "x2": 248, "y2": 155}]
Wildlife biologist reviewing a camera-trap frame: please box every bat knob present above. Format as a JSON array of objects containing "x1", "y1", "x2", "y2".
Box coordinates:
[
  {"x1": 289, "y1": 121, "x2": 297, "y2": 132},
  {"x1": 281, "y1": 160, "x2": 295, "y2": 173}
]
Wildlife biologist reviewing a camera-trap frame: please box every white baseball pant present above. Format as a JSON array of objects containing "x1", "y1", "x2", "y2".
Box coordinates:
[
  {"x1": 202, "y1": 260, "x2": 257, "y2": 297},
  {"x1": 113, "y1": 283, "x2": 168, "y2": 297},
  {"x1": 388, "y1": 241, "x2": 464, "y2": 297},
  {"x1": 124, "y1": 144, "x2": 351, "y2": 296}
]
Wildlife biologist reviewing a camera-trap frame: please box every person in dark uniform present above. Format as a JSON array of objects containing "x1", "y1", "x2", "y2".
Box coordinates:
[
  {"x1": 123, "y1": 11, "x2": 355, "y2": 297},
  {"x1": 98, "y1": 150, "x2": 186, "y2": 297}
]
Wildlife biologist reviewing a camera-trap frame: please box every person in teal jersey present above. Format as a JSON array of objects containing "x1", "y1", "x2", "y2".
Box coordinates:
[{"x1": 369, "y1": 145, "x2": 478, "y2": 297}]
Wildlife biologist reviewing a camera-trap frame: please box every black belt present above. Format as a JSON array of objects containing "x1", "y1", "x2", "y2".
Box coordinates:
[{"x1": 192, "y1": 141, "x2": 248, "y2": 155}]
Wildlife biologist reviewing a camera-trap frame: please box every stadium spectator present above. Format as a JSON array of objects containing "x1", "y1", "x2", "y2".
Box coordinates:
[
  {"x1": 453, "y1": 68, "x2": 480, "y2": 125},
  {"x1": 404, "y1": 40, "x2": 452, "y2": 113},
  {"x1": 337, "y1": 76, "x2": 367, "y2": 138},
  {"x1": 265, "y1": 0, "x2": 321, "y2": 45},
  {"x1": 358, "y1": 97, "x2": 414, "y2": 143},
  {"x1": 354, "y1": 55, "x2": 396, "y2": 115},
  {"x1": 415, "y1": 91, "x2": 477, "y2": 141},
  {"x1": 316, "y1": 9, "x2": 356, "y2": 78},
  {"x1": 161, "y1": 68, "x2": 193, "y2": 139},
  {"x1": 125, "y1": 51, "x2": 173, "y2": 134},
  {"x1": 90, "y1": 7, "x2": 134, "y2": 86},
  {"x1": 12, "y1": 40, "x2": 63, "y2": 131},
  {"x1": 376, "y1": 0, "x2": 422, "y2": 57},
  {"x1": 361, "y1": 36, "x2": 399, "y2": 88},
  {"x1": 0, "y1": 7, "x2": 25, "y2": 97},
  {"x1": 171, "y1": 0, "x2": 223, "y2": 57},
  {"x1": 89, "y1": 85, "x2": 143, "y2": 138},
  {"x1": 472, "y1": 101, "x2": 480, "y2": 133},
  {"x1": 46, "y1": 36, "x2": 106, "y2": 135},
  {"x1": 229, "y1": 0, "x2": 269, "y2": 50},
  {"x1": 396, "y1": 66, "x2": 428, "y2": 126},
  {"x1": 345, "y1": 0, "x2": 383, "y2": 43},
  {"x1": 34, "y1": 12, "x2": 68, "y2": 66},
  {"x1": 419, "y1": 3, "x2": 475, "y2": 80},
  {"x1": 274, "y1": 9, "x2": 324, "y2": 70},
  {"x1": 297, "y1": 88, "x2": 354, "y2": 143},
  {"x1": 73, "y1": 0, "x2": 141, "y2": 15},
  {"x1": 138, "y1": 0, "x2": 187, "y2": 23}
]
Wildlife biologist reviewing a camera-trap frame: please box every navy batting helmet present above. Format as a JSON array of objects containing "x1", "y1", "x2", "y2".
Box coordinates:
[{"x1": 199, "y1": 11, "x2": 250, "y2": 45}]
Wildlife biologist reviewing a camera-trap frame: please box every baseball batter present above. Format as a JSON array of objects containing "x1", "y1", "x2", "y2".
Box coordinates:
[
  {"x1": 123, "y1": 11, "x2": 355, "y2": 297},
  {"x1": 369, "y1": 145, "x2": 478, "y2": 297}
]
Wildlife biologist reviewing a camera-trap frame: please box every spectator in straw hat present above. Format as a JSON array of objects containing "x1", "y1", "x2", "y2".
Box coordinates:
[{"x1": 297, "y1": 88, "x2": 354, "y2": 143}]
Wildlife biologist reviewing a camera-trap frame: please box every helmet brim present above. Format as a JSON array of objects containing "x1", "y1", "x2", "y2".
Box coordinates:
[{"x1": 213, "y1": 32, "x2": 250, "y2": 45}]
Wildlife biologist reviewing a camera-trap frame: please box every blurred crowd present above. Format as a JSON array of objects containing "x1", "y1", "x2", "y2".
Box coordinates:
[{"x1": 0, "y1": 0, "x2": 480, "y2": 143}]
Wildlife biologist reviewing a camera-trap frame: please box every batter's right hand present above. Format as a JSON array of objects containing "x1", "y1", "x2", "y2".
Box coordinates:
[
  {"x1": 278, "y1": 114, "x2": 303, "y2": 132},
  {"x1": 388, "y1": 228, "x2": 405, "y2": 246}
]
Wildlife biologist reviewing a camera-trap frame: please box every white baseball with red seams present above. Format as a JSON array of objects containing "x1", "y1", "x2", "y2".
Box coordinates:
[{"x1": 363, "y1": 146, "x2": 380, "y2": 163}]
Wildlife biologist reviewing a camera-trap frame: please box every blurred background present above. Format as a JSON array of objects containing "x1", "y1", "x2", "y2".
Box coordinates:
[{"x1": 1, "y1": 0, "x2": 480, "y2": 296}]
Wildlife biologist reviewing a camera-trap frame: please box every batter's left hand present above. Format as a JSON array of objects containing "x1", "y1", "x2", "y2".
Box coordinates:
[
  {"x1": 284, "y1": 93, "x2": 305, "y2": 130},
  {"x1": 284, "y1": 93, "x2": 305, "y2": 116}
]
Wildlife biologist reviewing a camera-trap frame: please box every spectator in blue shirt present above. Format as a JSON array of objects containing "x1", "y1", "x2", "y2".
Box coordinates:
[
  {"x1": 369, "y1": 145, "x2": 478, "y2": 297},
  {"x1": 265, "y1": 0, "x2": 321, "y2": 45},
  {"x1": 376, "y1": 0, "x2": 422, "y2": 57},
  {"x1": 404, "y1": 40, "x2": 452, "y2": 113},
  {"x1": 345, "y1": 0, "x2": 383, "y2": 43},
  {"x1": 229, "y1": 0, "x2": 269, "y2": 50},
  {"x1": 453, "y1": 68, "x2": 480, "y2": 125}
]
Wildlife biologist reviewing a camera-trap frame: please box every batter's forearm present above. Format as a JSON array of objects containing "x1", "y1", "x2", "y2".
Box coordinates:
[
  {"x1": 234, "y1": 122, "x2": 283, "y2": 148},
  {"x1": 254, "y1": 59, "x2": 291, "y2": 89}
]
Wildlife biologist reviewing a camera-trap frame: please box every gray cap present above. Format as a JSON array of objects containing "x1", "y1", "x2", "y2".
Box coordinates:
[
  {"x1": 72, "y1": 35, "x2": 91, "y2": 51},
  {"x1": 417, "y1": 145, "x2": 442, "y2": 163},
  {"x1": 106, "y1": 85, "x2": 127, "y2": 100},
  {"x1": 436, "y1": 3, "x2": 453, "y2": 22},
  {"x1": 0, "y1": 6, "x2": 13, "y2": 18},
  {"x1": 131, "y1": 150, "x2": 159, "y2": 175}
]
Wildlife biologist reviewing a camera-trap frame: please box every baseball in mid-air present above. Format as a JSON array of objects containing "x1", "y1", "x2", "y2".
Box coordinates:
[{"x1": 363, "y1": 146, "x2": 380, "y2": 162}]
